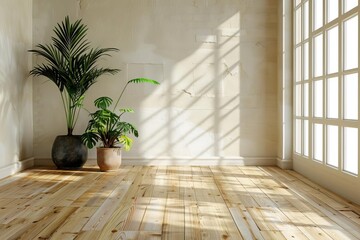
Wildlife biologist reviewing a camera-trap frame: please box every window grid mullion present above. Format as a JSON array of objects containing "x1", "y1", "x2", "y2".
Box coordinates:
[
  {"x1": 339, "y1": 0, "x2": 344, "y2": 172},
  {"x1": 322, "y1": 0, "x2": 326, "y2": 165},
  {"x1": 309, "y1": 0, "x2": 314, "y2": 160}
]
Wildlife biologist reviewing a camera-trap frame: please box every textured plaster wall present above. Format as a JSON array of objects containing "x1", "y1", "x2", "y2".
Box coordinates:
[
  {"x1": 33, "y1": 0, "x2": 278, "y2": 162},
  {"x1": 0, "y1": 1, "x2": 33, "y2": 168}
]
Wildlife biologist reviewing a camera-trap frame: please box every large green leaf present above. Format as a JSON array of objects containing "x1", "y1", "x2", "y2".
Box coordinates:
[
  {"x1": 117, "y1": 122, "x2": 139, "y2": 137},
  {"x1": 81, "y1": 132, "x2": 99, "y2": 149},
  {"x1": 118, "y1": 135, "x2": 133, "y2": 151},
  {"x1": 94, "y1": 97, "x2": 113, "y2": 109}
]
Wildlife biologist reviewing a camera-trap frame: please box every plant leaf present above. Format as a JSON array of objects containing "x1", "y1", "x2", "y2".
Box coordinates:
[
  {"x1": 81, "y1": 132, "x2": 99, "y2": 149},
  {"x1": 118, "y1": 135, "x2": 133, "y2": 151},
  {"x1": 119, "y1": 108, "x2": 134, "y2": 113},
  {"x1": 29, "y1": 15, "x2": 120, "y2": 131},
  {"x1": 71, "y1": 95, "x2": 85, "y2": 108},
  {"x1": 94, "y1": 97, "x2": 113, "y2": 109},
  {"x1": 128, "y1": 78, "x2": 160, "y2": 85}
]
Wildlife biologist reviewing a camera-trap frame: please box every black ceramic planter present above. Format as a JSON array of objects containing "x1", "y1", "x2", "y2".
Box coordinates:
[{"x1": 51, "y1": 135, "x2": 88, "y2": 169}]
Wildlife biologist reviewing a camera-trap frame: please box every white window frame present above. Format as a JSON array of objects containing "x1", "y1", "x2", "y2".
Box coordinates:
[{"x1": 293, "y1": 0, "x2": 360, "y2": 177}]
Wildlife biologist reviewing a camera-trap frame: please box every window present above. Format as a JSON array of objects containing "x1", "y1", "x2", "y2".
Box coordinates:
[
  {"x1": 296, "y1": 119, "x2": 302, "y2": 154},
  {"x1": 313, "y1": 0, "x2": 323, "y2": 30},
  {"x1": 344, "y1": 127, "x2": 358, "y2": 174},
  {"x1": 344, "y1": 15, "x2": 358, "y2": 70},
  {"x1": 304, "y1": 83, "x2": 309, "y2": 116},
  {"x1": 327, "y1": 0, "x2": 339, "y2": 22},
  {"x1": 294, "y1": 0, "x2": 359, "y2": 177},
  {"x1": 313, "y1": 80, "x2": 323, "y2": 118},
  {"x1": 304, "y1": 120, "x2": 309, "y2": 156},
  {"x1": 327, "y1": 77, "x2": 338, "y2": 119},
  {"x1": 344, "y1": 0, "x2": 358, "y2": 13},
  {"x1": 327, "y1": 125, "x2": 339, "y2": 167},
  {"x1": 327, "y1": 26, "x2": 338, "y2": 74},
  {"x1": 314, "y1": 123, "x2": 323, "y2": 161},
  {"x1": 296, "y1": 47, "x2": 302, "y2": 82},
  {"x1": 344, "y1": 73, "x2": 358, "y2": 120},
  {"x1": 313, "y1": 34, "x2": 323, "y2": 77},
  {"x1": 304, "y1": 1, "x2": 309, "y2": 39},
  {"x1": 304, "y1": 42, "x2": 309, "y2": 80}
]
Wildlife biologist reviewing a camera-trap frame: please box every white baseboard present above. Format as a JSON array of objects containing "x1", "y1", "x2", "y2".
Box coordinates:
[
  {"x1": 122, "y1": 156, "x2": 277, "y2": 166},
  {"x1": 35, "y1": 156, "x2": 277, "y2": 167},
  {"x1": 0, "y1": 157, "x2": 34, "y2": 180},
  {"x1": 276, "y1": 158, "x2": 293, "y2": 169}
]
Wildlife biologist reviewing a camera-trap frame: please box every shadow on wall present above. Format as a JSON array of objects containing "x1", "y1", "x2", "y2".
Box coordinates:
[
  {"x1": 34, "y1": 0, "x2": 278, "y2": 162},
  {"x1": 0, "y1": 34, "x2": 32, "y2": 165},
  {"x1": 112, "y1": 0, "x2": 278, "y2": 161}
]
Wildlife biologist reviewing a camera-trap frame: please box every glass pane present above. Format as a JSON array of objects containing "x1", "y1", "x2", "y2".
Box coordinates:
[
  {"x1": 296, "y1": 0, "x2": 301, "y2": 7},
  {"x1": 314, "y1": 123, "x2": 323, "y2": 161},
  {"x1": 304, "y1": 42, "x2": 309, "y2": 80},
  {"x1": 296, "y1": 85, "x2": 302, "y2": 116},
  {"x1": 314, "y1": 0, "x2": 324, "y2": 30},
  {"x1": 344, "y1": 15, "x2": 358, "y2": 70},
  {"x1": 304, "y1": 1, "x2": 309, "y2": 39},
  {"x1": 327, "y1": 77, "x2": 339, "y2": 118},
  {"x1": 343, "y1": 0, "x2": 358, "y2": 13},
  {"x1": 314, "y1": 34, "x2": 323, "y2": 77},
  {"x1": 327, "y1": 0, "x2": 339, "y2": 22},
  {"x1": 344, "y1": 127, "x2": 358, "y2": 175},
  {"x1": 327, "y1": 26, "x2": 339, "y2": 74},
  {"x1": 296, "y1": 119, "x2": 302, "y2": 154},
  {"x1": 296, "y1": 8, "x2": 302, "y2": 44},
  {"x1": 296, "y1": 46, "x2": 302, "y2": 82},
  {"x1": 304, "y1": 83, "x2": 309, "y2": 117},
  {"x1": 304, "y1": 120, "x2": 309, "y2": 156},
  {"x1": 314, "y1": 80, "x2": 323, "y2": 117},
  {"x1": 344, "y1": 73, "x2": 358, "y2": 120},
  {"x1": 327, "y1": 125, "x2": 339, "y2": 167}
]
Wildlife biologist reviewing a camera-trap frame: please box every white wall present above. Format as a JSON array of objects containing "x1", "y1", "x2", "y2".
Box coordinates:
[
  {"x1": 0, "y1": 0, "x2": 34, "y2": 176},
  {"x1": 33, "y1": 0, "x2": 278, "y2": 165}
]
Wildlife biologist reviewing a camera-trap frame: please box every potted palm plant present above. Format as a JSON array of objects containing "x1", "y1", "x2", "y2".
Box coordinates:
[
  {"x1": 30, "y1": 16, "x2": 119, "y2": 169},
  {"x1": 81, "y1": 78, "x2": 159, "y2": 171}
]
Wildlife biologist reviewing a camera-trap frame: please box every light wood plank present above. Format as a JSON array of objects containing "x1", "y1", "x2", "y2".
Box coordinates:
[{"x1": 0, "y1": 165, "x2": 358, "y2": 239}]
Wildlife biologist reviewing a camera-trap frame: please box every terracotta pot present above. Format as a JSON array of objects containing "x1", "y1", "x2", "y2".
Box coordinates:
[
  {"x1": 97, "y1": 147, "x2": 122, "y2": 171},
  {"x1": 52, "y1": 135, "x2": 88, "y2": 169}
]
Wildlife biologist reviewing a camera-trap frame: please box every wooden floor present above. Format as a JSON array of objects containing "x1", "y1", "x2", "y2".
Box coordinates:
[{"x1": 0, "y1": 166, "x2": 360, "y2": 240}]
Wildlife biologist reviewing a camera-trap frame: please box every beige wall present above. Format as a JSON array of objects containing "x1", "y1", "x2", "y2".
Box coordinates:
[
  {"x1": 33, "y1": 0, "x2": 278, "y2": 164},
  {"x1": 0, "y1": 0, "x2": 33, "y2": 175}
]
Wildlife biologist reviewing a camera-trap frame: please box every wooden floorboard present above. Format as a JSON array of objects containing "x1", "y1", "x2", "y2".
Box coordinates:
[{"x1": 0, "y1": 165, "x2": 359, "y2": 240}]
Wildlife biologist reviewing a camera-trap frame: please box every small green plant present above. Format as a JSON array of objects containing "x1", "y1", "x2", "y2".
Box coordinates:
[{"x1": 81, "y1": 78, "x2": 160, "y2": 150}]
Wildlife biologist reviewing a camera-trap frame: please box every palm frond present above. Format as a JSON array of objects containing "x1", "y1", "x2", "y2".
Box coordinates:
[
  {"x1": 128, "y1": 78, "x2": 160, "y2": 85},
  {"x1": 119, "y1": 108, "x2": 134, "y2": 113},
  {"x1": 29, "y1": 16, "x2": 120, "y2": 134}
]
